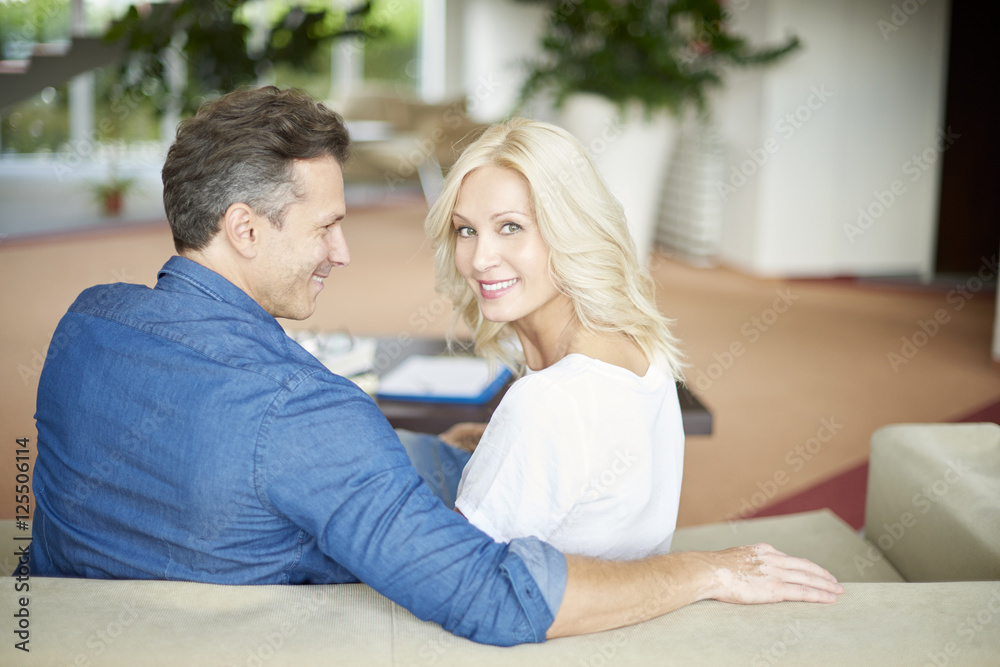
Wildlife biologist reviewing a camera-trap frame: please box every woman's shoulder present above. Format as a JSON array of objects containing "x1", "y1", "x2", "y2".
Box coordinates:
[
  {"x1": 494, "y1": 362, "x2": 589, "y2": 418},
  {"x1": 484, "y1": 365, "x2": 589, "y2": 446},
  {"x1": 502, "y1": 355, "x2": 664, "y2": 413},
  {"x1": 546, "y1": 353, "x2": 673, "y2": 387},
  {"x1": 508, "y1": 355, "x2": 609, "y2": 397},
  {"x1": 504, "y1": 363, "x2": 577, "y2": 402}
]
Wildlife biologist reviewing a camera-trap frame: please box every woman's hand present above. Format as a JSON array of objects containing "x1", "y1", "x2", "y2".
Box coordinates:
[
  {"x1": 439, "y1": 422, "x2": 488, "y2": 452},
  {"x1": 702, "y1": 543, "x2": 843, "y2": 604}
]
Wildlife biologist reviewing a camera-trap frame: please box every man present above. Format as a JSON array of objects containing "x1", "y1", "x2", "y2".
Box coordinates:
[{"x1": 32, "y1": 86, "x2": 842, "y2": 647}]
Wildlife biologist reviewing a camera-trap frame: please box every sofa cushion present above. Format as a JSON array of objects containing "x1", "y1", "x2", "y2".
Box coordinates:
[
  {"x1": 3, "y1": 576, "x2": 998, "y2": 665},
  {"x1": 6, "y1": 516, "x2": 999, "y2": 664},
  {"x1": 866, "y1": 422, "x2": 1000, "y2": 582},
  {"x1": 672, "y1": 509, "x2": 906, "y2": 583}
]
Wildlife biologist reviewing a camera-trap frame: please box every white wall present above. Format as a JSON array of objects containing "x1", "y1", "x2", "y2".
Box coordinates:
[{"x1": 715, "y1": 0, "x2": 951, "y2": 277}]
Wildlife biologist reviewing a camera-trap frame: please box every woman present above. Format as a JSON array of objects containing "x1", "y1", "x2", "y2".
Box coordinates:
[{"x1": 423, "y1": 118, "x2": 685, "y2": 560}]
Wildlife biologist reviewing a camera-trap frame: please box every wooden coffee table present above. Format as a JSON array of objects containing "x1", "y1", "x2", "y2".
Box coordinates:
[{"x1": 373, "y1": 338, "x2": 712, "y2": 436}]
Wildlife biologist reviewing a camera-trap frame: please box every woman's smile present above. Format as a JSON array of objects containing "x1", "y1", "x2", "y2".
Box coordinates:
[{"x1": 479, "y1": 278, "x2": 520, "y2": 298}]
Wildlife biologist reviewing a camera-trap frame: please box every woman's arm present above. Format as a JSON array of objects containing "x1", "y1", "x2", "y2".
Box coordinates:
[{"x1": 548, "y1": 543, "x2": 843, "y2": 638}]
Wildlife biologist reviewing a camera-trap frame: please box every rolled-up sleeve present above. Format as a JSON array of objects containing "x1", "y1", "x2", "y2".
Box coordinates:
[
  {"x1": 258, "y1": 371, "x2": 565, "y2": 646},
  {"x1": 507, "y1": 536, "x2": 568, "y2": 623}
]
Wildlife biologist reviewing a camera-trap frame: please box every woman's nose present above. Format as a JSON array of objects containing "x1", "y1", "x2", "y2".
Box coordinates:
[{"x1": 471, "y1": 235, "x2": 500, "y2": 272}]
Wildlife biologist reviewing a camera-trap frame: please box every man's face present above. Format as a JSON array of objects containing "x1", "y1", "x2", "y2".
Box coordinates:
[{"x1": 251, "y1": 156, "x2": 350, "y2": 320}]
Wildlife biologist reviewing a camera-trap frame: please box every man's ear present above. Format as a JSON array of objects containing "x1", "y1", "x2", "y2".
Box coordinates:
[{"x1": 222, "y1": 203, "x2": 260, "y2": 259}]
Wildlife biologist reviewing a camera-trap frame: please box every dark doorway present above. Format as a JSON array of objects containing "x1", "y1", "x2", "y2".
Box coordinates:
[{"x1": 935, "y1": 0, "x2": 1000, "y2": 274}]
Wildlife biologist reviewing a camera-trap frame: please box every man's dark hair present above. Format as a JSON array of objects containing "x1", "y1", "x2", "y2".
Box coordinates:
[{"x1": 162, "y1": 86, "x2": 351, "y2": 252}]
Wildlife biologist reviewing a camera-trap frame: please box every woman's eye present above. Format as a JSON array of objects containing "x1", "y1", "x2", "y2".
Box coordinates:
[
  {"x1": 500, "y1": 222, "x2": 522, "y2": 234},
  {"x1": 455, "y1": 226, "x2": 476, "y2": 237}
]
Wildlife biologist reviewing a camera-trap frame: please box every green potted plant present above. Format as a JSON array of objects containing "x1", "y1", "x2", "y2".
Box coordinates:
[
  {"x1": 516, "y1": 0, "x2": 800, "y2": 117},
  {"x1": 513, "y1": 0, "x2": 800, "y2": 262}
]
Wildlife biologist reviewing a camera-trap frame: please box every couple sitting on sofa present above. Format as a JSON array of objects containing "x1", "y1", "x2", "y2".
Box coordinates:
[{"x1": 29, "y1": 86, "x2": 841, "y2": 647}]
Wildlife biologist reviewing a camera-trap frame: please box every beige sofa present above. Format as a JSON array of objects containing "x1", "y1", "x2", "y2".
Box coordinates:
[{"x1": 3, "y1": 423, "x2": 997, "y2": 666}]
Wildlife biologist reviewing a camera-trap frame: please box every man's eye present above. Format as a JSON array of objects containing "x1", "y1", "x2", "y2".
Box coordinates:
[{"x1": 455, "y1": 226, "x2": 476, "y2": 237}]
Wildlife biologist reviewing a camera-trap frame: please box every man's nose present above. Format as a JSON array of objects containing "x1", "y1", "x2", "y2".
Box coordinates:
[{"x1": 328, "y1": 225, "x2": 350, "y2": 267}]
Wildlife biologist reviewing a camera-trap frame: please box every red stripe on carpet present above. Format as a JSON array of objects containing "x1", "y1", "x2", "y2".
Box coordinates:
[
  {"x1": 745, "y1": 395, "x2": 1000, "y2": 530},
  {"x1": 748, "y1": 463, "x2": 869, "y2": 529},
  {"x1": 953, "y1": 395, "x2": 1000, "y2": 423}
]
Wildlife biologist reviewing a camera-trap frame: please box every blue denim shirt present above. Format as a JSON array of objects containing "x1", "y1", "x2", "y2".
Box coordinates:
[{"x1": 32, "y1": 256, "x2": 566, "y2": 646}]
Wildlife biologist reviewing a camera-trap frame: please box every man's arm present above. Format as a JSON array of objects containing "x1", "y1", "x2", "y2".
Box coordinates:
[
  {"x1": 548, "y1": 543, "x2": 843, "y2": 638},
  {"x1": 438, "y1": 421, "x2": 488, "y2": 451}
]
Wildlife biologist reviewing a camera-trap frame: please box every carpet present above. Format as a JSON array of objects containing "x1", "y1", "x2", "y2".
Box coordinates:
[{"x1": 746, "y1": 395, "x2": 1000, "y2": 529}]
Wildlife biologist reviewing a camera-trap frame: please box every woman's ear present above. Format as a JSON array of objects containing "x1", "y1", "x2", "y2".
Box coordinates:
[{"x1": 221, "y1": 203, "x2": 259, "y2": 259}]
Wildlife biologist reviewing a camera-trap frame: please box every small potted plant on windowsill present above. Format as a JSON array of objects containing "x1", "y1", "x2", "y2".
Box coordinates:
[
  {"x1": 513, "y1": 0, "x2": 800, "y2": 262},
  {"x1": 91, "y1": 174, "x2": 136, "y2": 217}
]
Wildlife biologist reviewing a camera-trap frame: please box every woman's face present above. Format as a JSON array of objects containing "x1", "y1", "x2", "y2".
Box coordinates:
[{"x1": 452, "y1": 166, "x2": 568, "y2": 328}]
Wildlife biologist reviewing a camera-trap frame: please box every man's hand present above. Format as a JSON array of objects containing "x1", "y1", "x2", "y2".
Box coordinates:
[
  {"x1": 439, "y1": 422, "x2": 488, "y2": 452},
  {"x1": 701, "y1": 543, "x2": 843, "y2": 605},
  {"x1": 548, "y1": 544, "x2": 843, "y2": 639}
]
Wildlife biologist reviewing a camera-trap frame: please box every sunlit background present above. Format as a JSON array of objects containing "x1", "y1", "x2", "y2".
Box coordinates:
[{"x1": 0, "y1": 0, "x2": 426, "y2": 235}]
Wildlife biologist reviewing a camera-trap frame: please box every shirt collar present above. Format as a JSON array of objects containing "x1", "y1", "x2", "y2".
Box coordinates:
[{"x1": 156, "y1": 255, "x2": 277, "y2": 325}]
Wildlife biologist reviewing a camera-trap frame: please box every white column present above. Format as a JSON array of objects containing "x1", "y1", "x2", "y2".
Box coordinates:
[
  {"x1": 71, "y1": 0, "x2": 85, "y2": 36},
  {"x1": 328, "y1": 0, "x2": 364, "y2": 98},
  {"x1": 68, "y1": 73, "x2": 95, "y2": 148},
  {"x1": 246, "y1": 1, "x2": 272, "y2": 86},
  {"x1": 331, "y1": 36, "x2": 364, "y2": 97},
  {"x1": 159, "y1": 35, "x2": 185, "y2": 144},
  {"x1": 67, "y1": 0, "x2": 93, "y2": 149},
  {"x1": 419, "y1": 0, "x2": 447, "y2": 102},
  {"x1": 460, "y1": 0, "x2": 547, "y2": 122}
]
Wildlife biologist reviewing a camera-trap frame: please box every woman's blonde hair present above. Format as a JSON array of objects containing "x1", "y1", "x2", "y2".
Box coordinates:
[{"x1": 424, "y1": 117, "x2": 684, "y2": 380}]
